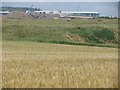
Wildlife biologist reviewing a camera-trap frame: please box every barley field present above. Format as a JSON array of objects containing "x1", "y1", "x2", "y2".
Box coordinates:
[{"x1": 2, "y1": 41, "x2": 118, "y2": 88}]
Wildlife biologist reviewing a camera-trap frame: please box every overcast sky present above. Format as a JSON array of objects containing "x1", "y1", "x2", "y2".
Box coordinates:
[
  {"x1": 1, "y1": 0, "x2": 120, "y2": 2},
  {"x1": 2, "y1": 2, "x2": 119, "y2": 17}
]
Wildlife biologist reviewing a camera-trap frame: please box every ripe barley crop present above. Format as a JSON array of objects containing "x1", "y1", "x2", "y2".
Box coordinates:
[{"x1": 2, "y1": 41, "x2": 118, "y2": 88}]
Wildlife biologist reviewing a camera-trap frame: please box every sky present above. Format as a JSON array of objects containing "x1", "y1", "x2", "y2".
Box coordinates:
[
  {"x1": 1, "y1": 0, "x2": 120, "y2": 2},
  {"x1": 2, "y1": 2, "x2": 119, "y2": 17}
]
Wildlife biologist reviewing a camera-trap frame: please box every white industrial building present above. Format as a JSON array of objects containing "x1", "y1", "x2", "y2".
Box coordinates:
[
  {"x1": 29, "y1": 10, "x2": 100, "y2": 18},
  {"x1": 60, "y1": 11, "x2": 100, "y2": 18},
  {"x1": 0, "y1": 11, "x2": 10, "y2": 15}
]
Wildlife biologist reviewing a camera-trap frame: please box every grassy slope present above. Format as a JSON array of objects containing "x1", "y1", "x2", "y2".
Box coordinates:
[
  {"x1": 2, "y1": 18, "x2": 118, "y2": 48},
  {"x1": 3, "y1": 41, "x2": 118, "y2": 88}
]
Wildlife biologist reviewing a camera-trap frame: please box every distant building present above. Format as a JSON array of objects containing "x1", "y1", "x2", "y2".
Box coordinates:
[
  {"x1": 60, "y1": 11, "x2": 100, "y2": 18},
  {"x1": 0, "y1": 11, "x2": 10, "y2": 15},
  {"x1": 31, "y1": 11, "x2": 100, "y2": 18}
]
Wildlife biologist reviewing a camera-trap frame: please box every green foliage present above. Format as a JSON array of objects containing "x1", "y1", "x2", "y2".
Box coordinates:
[
  {"x1": 2, "y1": 18, "x2": 118, "y2": 48},
  {"x1": 2, "y1": 7, "x2": 41, "y2": 11},
  {"x1": 68, "y1": 27, "x2": 116, "y2": 44},
  {"x1": 93, "y1": 28, "x2": 115, "y2": 41}
]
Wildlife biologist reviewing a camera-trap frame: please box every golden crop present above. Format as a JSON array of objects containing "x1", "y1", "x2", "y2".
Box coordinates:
[{"x1": 2, "y1": 41, "x2": 118, "y2": 88}]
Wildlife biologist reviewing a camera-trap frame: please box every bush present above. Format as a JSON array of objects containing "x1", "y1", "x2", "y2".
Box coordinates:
[{"x1": 93, "y1": 28, "x2": 115, "y2": 41}]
